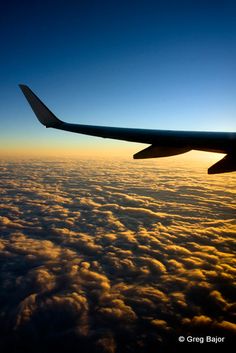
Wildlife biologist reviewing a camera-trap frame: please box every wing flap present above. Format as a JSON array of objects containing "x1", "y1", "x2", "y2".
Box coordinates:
[
  {"x1": 208, "y1": 154, "x2": 236, "y2": 174},
  {"x1": 134, "y1": 145, "x2": 191, "y2": 159}
]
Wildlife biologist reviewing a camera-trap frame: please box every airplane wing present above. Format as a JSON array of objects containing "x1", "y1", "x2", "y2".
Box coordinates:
[{"x1": 19, "y1": 84, "x2": 236, "y2": 174}]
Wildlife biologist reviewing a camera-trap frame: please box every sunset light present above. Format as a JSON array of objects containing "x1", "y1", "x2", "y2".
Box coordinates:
[{"x1": 0, "y1": 1, "x2": 236, "y2": 352}]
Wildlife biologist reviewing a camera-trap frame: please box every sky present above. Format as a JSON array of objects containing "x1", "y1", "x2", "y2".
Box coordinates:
[
  {"x1": 0, "y1": 0, "x2": 236, "y2": 157},
  {"x1": 0, "y1": 3, "x2": 236, "y2": 351}
]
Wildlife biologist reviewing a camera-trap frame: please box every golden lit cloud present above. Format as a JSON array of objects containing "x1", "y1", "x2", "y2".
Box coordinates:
[{"x1": 0, "y1": 158, "x2": 235, "y2": 352}]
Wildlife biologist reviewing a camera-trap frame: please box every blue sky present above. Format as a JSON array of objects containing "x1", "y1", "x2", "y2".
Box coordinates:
[{"x1": 1, "y1": 0, "x2": 236, "y2": 156}]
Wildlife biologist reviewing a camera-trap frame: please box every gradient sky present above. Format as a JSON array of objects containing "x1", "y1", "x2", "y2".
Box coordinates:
[{"x1": 1, "y1": 0, "x2": 236, "y2": 156}]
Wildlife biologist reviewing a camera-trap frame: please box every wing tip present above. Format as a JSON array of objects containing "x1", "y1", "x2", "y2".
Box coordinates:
[{"x1": 19, "y1": 84, "x2": 62, "y2": 128}]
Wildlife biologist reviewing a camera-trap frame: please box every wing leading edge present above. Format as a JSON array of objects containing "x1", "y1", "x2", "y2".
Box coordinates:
[{"x1": 19, "y1": 84, "x2": 236, "y2": 174}]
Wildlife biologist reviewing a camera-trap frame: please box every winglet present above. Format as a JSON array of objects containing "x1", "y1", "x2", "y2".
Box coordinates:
[{"x1": 19, "y1": 84, "x2": 63, "y2": 128}]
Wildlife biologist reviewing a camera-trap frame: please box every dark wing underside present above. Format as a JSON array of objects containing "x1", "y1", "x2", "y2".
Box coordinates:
[{"x1": 19, "y1": 84, "x2": 236, "y2": 174}]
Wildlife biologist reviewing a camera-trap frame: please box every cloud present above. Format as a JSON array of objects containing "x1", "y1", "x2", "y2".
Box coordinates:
[{"x1": 0, "y1": 158, "x2": 235, "y2": 352}]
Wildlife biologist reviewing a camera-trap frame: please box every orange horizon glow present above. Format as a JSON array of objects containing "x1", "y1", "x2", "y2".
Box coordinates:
[{"x1": 0, "y1": 145, "x2": 225, "y2": 164}]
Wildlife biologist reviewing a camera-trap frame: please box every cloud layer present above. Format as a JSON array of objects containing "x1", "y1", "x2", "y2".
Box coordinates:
[{"x1": 0, "y1": 158, "x2": 235, "y2": 352}]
